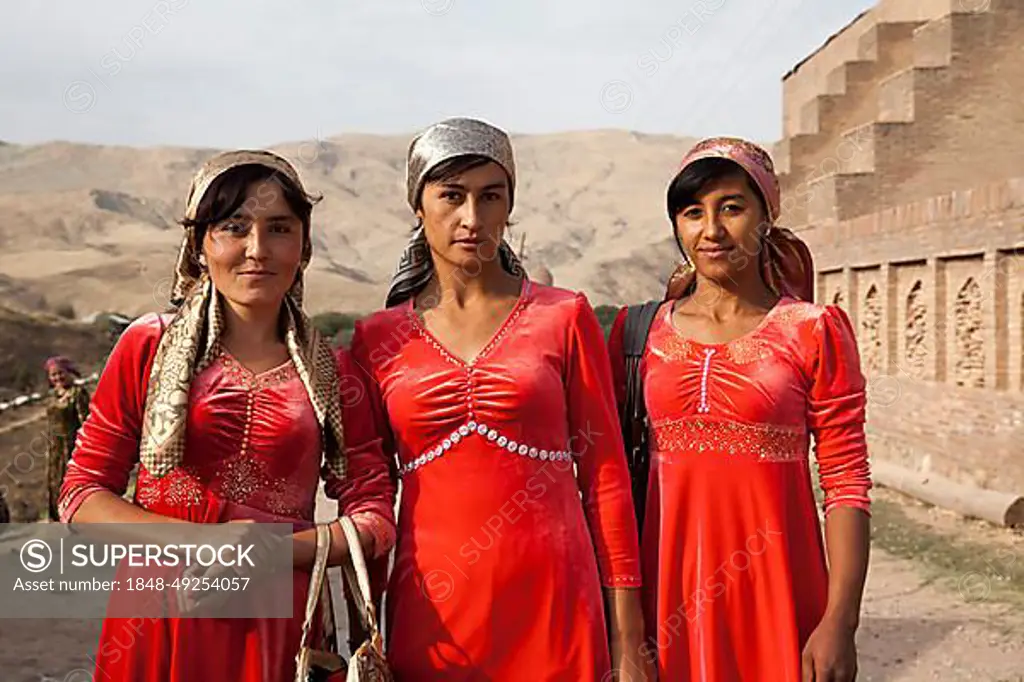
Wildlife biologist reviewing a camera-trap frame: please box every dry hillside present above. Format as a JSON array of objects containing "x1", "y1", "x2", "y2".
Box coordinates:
[{"x1": 0, "y1": 131, "x2": 700, "y2": 318}]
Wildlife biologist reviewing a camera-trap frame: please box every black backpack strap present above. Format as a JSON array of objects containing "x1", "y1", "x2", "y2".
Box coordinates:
[{"x1": 620, "y1": 299, "x2": 661, "y2": 538}]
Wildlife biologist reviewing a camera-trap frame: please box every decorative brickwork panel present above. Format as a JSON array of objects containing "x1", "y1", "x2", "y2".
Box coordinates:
[
  {"x1": 953, "y1": 277, "x2": 985, "y2": 388},
  {"x1": 905, "y1": 280, "x2": 928, "y2": 377},
  {"x1": 861, "y1": 284, "x2": 883, "y2": 372}
]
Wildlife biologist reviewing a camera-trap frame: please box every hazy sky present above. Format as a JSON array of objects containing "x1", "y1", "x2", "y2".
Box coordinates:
[{"x1": 1, "y1": 0, "x2": 874, "y2": 149}]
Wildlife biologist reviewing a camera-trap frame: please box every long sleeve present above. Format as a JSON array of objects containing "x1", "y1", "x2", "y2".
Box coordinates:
[
  {"x1": 343, "y1": 320, "x2": 399, "y2": 647},
  {"x1": 606, "y1": 306, "x2": 630, "y2": 416},
  {"x1": 565, "y1": 293, "x2": 642, "y2": 588},
  {"x1": 57, "y1": 314, "x2": 164, "y2": 522},
  {"x1": 806, "y1": 305, "x2": 872, "y2": 516},
  {"x1": 325, "y1": 347, "x2": 398, "y2": 560}
]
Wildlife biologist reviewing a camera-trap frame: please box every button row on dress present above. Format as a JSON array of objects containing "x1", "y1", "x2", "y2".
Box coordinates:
[
  {"x1": 698, "y1": 347, "x2": 715, "y2": 414},
  {"x1": 241, "y1": 395, "x2": 254, "y2": 455},
  {"x1": 398, "y1": 420, "x2": 573, "y2": 476}
]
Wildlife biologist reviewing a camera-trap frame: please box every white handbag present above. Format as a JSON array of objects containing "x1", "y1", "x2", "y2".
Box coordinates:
[{"x1": 295, "y1": 518, "x2": 392, "y2": 682}]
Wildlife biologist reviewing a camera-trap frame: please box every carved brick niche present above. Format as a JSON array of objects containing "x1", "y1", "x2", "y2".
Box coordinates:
[
  {"x1": 861, "y1": 284, "x2": 884, "y2": 374},
  {"x1": 942, "y1": 256, "x2": 985, "y2": 389},
  {"x1": 894, "y1": 260, "x2": 929, "y2": 380},
  {"x1": 953, "y1": 277, "x2": 985, "y2": 388},
  {"x1": 905, "y1": 281, "x2": 929, "y2": 377}
]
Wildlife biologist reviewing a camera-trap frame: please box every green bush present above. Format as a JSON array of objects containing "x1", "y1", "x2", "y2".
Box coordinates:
[
  {"x1": 593, "y1": 304, "x2": 621, "y2": 337},
  {"x1": 311, "y1": 312, "x2": 362, "y2": 340}
]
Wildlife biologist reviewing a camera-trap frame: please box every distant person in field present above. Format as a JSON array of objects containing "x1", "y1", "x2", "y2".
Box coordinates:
[
  {"x1": 608, "y1": 137, "x2": 872, "y2": 682},
  {"x1": 43, "y1": 355, "x2": 90, "y2": 521},
  {"x1": 349, "y1": 117, "x2": 652, "y2": 681},
  {"x1": 58, "y1": 150, "x2": 396, "y2": 682}
]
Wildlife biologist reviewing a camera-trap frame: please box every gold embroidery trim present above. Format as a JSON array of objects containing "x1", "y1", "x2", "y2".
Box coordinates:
[
  {"x1": 135, "y1": 354, "x2": 314, "y2": 519},
  {"x1": 216, "y1": 350, "x2": 298, "y2": 391},
  {"x1": 650, "y1": 417, "x2": 807, "y2": 463},
  {"x1": 649, "y1": 300, "x2": 820, "y2": 366},
  {"x1": 648, "y1": 332, "x2": 697, "y2": 364},
  {"x1": 771, "y1": 300, "x2": 817, "y2": 327},
  {"x1": 723, "y1": 337, "x2": 771, "y2": 365},
  {"x1": 136, "y1": 455, "x2": 311, "y2": 519}
]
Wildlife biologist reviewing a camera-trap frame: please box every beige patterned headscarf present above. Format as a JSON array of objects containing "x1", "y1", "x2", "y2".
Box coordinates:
[
  {"x1": 140, "y1": 150, "x2": 346, "y2": 481},
  {"x1": 385, "y1": 117, "x2": 525, "y2": 308}
]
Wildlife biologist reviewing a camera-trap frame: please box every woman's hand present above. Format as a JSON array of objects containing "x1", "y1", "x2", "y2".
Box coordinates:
[
  {"x1": 805, "y1": 507, "x2": 869, "y2": 682},
  {"x1": 801, "y1": 616, "x2": 858, "y2": 682}
]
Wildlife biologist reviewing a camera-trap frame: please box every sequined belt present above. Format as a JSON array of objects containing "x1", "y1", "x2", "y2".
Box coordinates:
[
  {"x1": 399, "y1": 420, "x2": 573, "y2": 476},
  {"x1": 649, "y1": 417, "x2": 808, "y2": 463}
]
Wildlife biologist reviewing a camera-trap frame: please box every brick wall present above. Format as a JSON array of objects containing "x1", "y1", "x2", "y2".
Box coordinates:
[
  {"x1": 804, "y1": 176, "x2": 1024, "y2": 493},
  {"x1": 783, "y1": 0, "x2": 974, "y2": 138}
]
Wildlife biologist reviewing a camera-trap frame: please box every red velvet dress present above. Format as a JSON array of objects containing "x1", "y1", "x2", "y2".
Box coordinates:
[
  {"x1": 608, "y1": 297, "x2": 872, "y2": 681},
  {"x1": 58, "y1": 313, "x2": 397, "y2": 682},
  {"x1": 349, "y1": 282, "x2": 642, "y2": 681}
]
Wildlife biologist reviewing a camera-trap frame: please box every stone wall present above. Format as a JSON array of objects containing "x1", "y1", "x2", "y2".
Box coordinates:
[{"x1": 803, "y1": 176, "x2": 1024, "y2": 492}]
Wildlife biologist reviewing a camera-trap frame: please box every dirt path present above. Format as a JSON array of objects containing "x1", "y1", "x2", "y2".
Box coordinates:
[{"x1": 858, "y1": 548, "x2": 1023, "y2": 681}]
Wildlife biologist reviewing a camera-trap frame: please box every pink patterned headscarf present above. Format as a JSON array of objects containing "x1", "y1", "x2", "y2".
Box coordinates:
[
  {"x1": 666, "y1": 136, "x2": 814, "y2": 302},
  {"x1": 44, "y1": 355, "x2": 80, "y2": 380},
  {"x1": 677, "y1": 137, "x2": 781, "y2": 222}
]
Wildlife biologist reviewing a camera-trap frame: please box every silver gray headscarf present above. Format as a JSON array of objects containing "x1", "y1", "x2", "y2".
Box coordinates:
[{"x1": 385, "y1": 117, "x2": 525, "y2": 308}]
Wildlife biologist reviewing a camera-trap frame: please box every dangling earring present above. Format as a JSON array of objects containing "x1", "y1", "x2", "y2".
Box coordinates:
[{"x1": 198, "y1": 253, "x2": 207, "y2": 269}]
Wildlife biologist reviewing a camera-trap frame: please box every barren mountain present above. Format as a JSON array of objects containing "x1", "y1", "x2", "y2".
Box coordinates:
[{"x1": 0, "y1": 131, "x2": 698, "y2": 317}]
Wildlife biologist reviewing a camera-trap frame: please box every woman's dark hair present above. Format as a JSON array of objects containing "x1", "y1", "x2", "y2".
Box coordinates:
[
  {"x1": 416, "y1": 154, "x2": 514, "y2": 211},
  {"x1": 666, "y1": 157, "x2": 768, "y2": 223},
  {"x1": 182, "y1": 164, "x2": 321, "y2": 251}
]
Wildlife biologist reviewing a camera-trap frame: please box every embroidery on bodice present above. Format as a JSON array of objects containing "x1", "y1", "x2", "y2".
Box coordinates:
[
  {"x1": 646, "y1": 299, "x2": 818, "y2": 463},
  {"x1": 650, "y1": 416, "x2": 807, "y2": 463},
  {"x1": 406, "y1": 281, "x2": 532, "y2": 368},
  {"x1": 398, "y1": 282, "x2": 576, "y2": 476},
  {"x1": 216, "y1": 347, "x2": 298, "y2": 391},
  {"x1": 136, "y1": 351, "x2": 313, "y2": 519}
]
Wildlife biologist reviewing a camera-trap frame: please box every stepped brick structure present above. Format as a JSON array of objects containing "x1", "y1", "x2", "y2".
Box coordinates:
[{"x1": 776, "y1": 0, "x2": 1024, "y2": 493}]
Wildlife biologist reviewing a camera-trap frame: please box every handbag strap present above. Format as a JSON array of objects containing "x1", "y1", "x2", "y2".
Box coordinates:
[
  {"x1": 621, "y1": 299, "x2": 661, "y2": 536},
  {"x1": 338, "y1": 516, "x2": 381, "y2": 636},
  {"x1": 298, "y1": 523, "x2": 332, "y2": 653}
]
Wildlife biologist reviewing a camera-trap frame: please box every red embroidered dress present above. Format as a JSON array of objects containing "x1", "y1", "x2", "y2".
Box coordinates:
[
  {"x1": 58, "y1": 313, "x2": 397, "y2": 682},
  {"x1": 350, "y1": 282, "x2": 642, "y2": 681},
  {"x1": 609, "y1": 297, "x2": 872, "y2": 681}
]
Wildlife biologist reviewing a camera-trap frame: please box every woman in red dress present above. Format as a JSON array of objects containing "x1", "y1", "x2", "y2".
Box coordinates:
[
  {"x1": 58, "y1": 150, "x2": 397, "y2": 681},
  {"x1": 608, "y1": 138, "x2": 872, "y2": 682},
  {"x1": 349, "y1": 117, "x2": 650, "y2": 681}
]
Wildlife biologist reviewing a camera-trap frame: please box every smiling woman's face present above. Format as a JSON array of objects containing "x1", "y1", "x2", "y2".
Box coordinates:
[
  {"x1": 673, "y1": 170, "x2": 768, "y2": 287},
  {"x1": 201, "y1": 178, "x2": 304, "y2": 312}
]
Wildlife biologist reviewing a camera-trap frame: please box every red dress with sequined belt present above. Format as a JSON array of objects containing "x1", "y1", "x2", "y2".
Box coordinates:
[
  {"x1": 608, "y1": 297, "x2": 872, "y2": 681},
  {"x1": 58, "y1": 313, "x2": 397, "y2": 682},
  {"x1": 350, "y1": 282, "x2": 642, "y2": 681}
]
